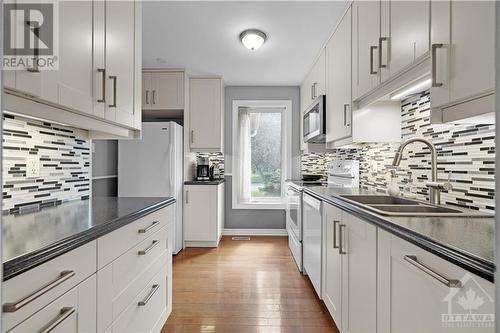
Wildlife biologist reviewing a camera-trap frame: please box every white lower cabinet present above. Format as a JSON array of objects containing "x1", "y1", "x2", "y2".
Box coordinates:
[
  {"x1": 377, "y1": 229, "x2": 494, "y2": 333},
  {"x1": 97, "y1": 206, "x2": 173, "y2": 333},
  {"x1": 322, "y1": 205, "x2": 377, "y2": 333},
  {"x1": 2, "y1": 241, "x2": 97, "y2": 332},
  {"x1": 343, "y1": 213, "x2": 377, "y2": 333},
  {"x1": 321, "y1": 203, "x2": 492, "y2": 333},
  {"x1": 2, "y1": 206, "x2": 174, "y2": 333},
  {"x1": 322, "y1": 203, "x2": 344, "y2": 331},
  {"x1": 107, "y1": 264, "x2": 169, "y2": 333},
  {"x1": 8, "y1": 275, "x2": 96, "y2": 333},
  {"x1": 184, "y1": 184, "x2": 224, "y2": 247}
]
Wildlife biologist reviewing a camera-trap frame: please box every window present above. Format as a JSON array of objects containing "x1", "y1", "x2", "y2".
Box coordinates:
[{"x1": 232, "y1": 100, "x2": 292, "y2": 209}]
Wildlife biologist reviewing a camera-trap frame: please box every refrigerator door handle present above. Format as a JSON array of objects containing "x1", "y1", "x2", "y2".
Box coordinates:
[{"x1": 168, "y1": 141, "x2": 174, "y2": 194}]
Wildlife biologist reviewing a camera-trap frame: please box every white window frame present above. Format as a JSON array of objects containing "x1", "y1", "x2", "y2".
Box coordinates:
[{"x1": 232, "y1": 99, "x2": 292, "y2": 210}]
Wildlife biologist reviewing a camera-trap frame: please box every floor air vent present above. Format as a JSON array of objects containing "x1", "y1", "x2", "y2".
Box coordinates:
[{"x1": 232, "y1": 236, "x2": 251, "y2": 241}]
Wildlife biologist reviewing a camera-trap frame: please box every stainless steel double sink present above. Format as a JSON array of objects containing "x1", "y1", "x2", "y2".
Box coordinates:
[{"x1": 339, "y1": 195, "x2": 489, "y2": 217}]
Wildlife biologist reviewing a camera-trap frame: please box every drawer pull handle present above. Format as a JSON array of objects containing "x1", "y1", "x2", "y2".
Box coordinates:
[
  {"x1": 39, "y1": 307, "x2": 76, "y2": 333},
  {"x1": 403, "y1": 255, "x2": 462, "y2": 288},
  {"x1": 138, "y1": 240, "x2": 159, "y2": 255},
  {"x1": 3, "y1": 270, "x2": 75, "y2": 313},
  {"x1": 138, "y1": 221, "x2": 160, "y2": 234},
  {"x1": 138, "y1": 284, "x2": 160, "y2": 307}
]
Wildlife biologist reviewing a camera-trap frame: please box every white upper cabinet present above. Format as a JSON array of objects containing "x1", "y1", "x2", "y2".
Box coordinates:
[
  {"x1": 188, "y1": 77, "x2": 224, "y2": 151},
  {"x1": 104, "y1": 1, "x2": 136, "y2": 128},
  {"x1": 6, "y1": 0, "x2": 94, "y2": 113},
  {"x1": 301, "y1": 49, "x2": 326, "y2": 111},
  {"x1": 430, "y1": 0, "x2": 495, "y2": 123},
  {"x1": 380, "y1": 0, "x2": 430, "y2": 83},
  {"x1": 143, "y1": 71, "x2": 185, "y2": 110},
  {"x1": 352, "y1": 0, "x2": 381, "y2": 100},
  {"x1": 54, "y1": 1, "x2": 94, "y2": 114},
  {"x1": 311, "y1": 49, "x2": 326, "y2": 98},
  {"x1": 4, "y1": 0, "x2": 142, "y2": 137},
  {"x1": 326, "y1": 6, "x2": 352, "y2": 143}
]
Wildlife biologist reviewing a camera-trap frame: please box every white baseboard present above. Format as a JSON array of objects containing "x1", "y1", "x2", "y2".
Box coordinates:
[{"x1": 222, "y1": 228, "x2": 288, "y2": 236}]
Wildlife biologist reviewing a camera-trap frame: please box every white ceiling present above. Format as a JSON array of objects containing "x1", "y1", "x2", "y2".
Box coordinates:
[{"x1": 142, "y1": 1, "x2": 348, "y2": 86}]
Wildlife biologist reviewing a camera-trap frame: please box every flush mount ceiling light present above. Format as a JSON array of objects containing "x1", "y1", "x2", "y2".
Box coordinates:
[
  {"x1": 390, "y1": 78, "x2": 432, "y2": 100},
  {"x1": 239, "y1": 29, "x2": 267, "y2": 51}
]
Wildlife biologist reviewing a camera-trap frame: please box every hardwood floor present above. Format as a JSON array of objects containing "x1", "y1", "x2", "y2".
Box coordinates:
[{"x1": 162, "y1": 236, "x2": 339, "y2": 333}]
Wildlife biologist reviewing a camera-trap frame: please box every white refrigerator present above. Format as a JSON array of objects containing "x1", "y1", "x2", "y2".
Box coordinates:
[{"x1": 118, "y1": 122, "x2": 184, "y2": 254}]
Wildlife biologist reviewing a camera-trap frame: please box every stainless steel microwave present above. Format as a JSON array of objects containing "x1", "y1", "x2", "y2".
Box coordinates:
[{"x1": 303, "y1": 95, "x2": 326, "y2": 143}]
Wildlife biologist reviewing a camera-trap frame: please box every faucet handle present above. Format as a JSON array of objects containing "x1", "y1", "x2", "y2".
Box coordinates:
[{"x1": 426, "y1": 180, "x2": 452, "y2": 192}]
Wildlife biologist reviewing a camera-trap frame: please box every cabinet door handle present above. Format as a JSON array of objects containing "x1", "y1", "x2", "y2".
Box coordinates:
[
  {"x1": 3, "y1": 270, "x2": 75, "y2": 312},
  {"x1": 343, "y1": 104, "x2": 351, "y2": 127},
  {"x1": 378, "y1": 37, "x2": 389, "y2": 69},
  {"x1": 311, "y1": 85, "x2": 314, "y2": 100},
  {"x1": 138, "y1": 240, "x2": 159, "y2": 255},
  {"x1": 339, "y1": 224, "x2": 347, "y2": 255},
  {"x1": 332, "y1": 220, "x2": 340, "y2": 249},
  {"x1": 97, "y1": 68, "x2": 106, "y2": 103},
  {"x1": 313, "y1": 83, "x2": 317, "y2": 99},
  {"x1": 39, "y1": 307, "x2": 76, "y2": 333},
  {"x1": 403, "y1": 255, "x2": 461, "y2": 288},
  {"x1": 138, "y1": 284, "x2": 160, "y2": 306},
  {"x1": 145, "y1": 90, "x2": 149, "y2": 105},
  {"x1": 186, "y1": 190, "x2": 189, "y2": 204},
  {"x1": 370, "y1": 45, "x2": 378, "y2": 75},
  {"x1": 190, "y1": 130, "x2": 194, "y2": 144},
  {"x1": 152, "y1": 90, "x2": 156, "y2": 104},
  {"x1": 26, "y1": 21, "x2": 40, "y2": 73},
  {"x1": 431, "y1": 43, "x2": 444, "y2": 87},
  {"x1": 108, "y1": 75, "x2": 117, "y2": 108},
  {"x1": 138, "y1": 221, "x2": 160, "y2": 234}
]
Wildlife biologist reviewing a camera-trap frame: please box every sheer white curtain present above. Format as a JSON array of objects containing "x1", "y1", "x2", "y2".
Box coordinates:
[{"x1": 238, "y1": 107, "x2": 252, "y2": 202}]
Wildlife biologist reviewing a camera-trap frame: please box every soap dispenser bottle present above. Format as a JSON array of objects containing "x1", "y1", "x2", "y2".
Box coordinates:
[{"x1": 387, "y1": 169, "x2": 400, "y2": 196}]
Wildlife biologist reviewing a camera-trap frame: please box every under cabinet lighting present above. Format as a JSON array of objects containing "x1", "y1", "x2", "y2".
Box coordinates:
[{"x1": 390, "y1": 79, "x2": 432, "y2": 100}]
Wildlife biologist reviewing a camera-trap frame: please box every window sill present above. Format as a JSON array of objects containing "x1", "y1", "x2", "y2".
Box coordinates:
[{"x1": 233, "y1": 202, "x2": 286, "y2": 210}]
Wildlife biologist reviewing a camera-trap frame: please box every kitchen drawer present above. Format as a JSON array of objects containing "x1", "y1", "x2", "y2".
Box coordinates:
[
  {"x1": 2, "y1": 241, "x2": 97, "y2": 332},
  {"x1": 97, "y1": 227, "x2": 168, "y2": 332},
  {"x1": 108, "y1": 263, "x2": 168, "y2": 333},
  {"x1": 110, "y1": 225, "x2": 168, "y2": 300},
  {"x1": 8, "y1": 284, "x2": 78, "y2": 333},
  {"x1": 97, "y1": 207, "x2": 170, "y2": 269}
]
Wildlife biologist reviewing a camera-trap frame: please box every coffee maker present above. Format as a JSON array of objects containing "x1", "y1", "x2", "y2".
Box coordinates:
[{"x1": 196, "y1": 157, "x2": 210, "y2": 181}]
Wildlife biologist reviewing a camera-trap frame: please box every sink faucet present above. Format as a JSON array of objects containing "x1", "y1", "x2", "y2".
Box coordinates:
[{"x1": 392, "y1": 137, "x2": 451, "y2": 205}]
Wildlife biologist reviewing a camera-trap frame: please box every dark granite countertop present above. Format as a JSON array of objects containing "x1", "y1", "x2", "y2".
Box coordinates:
[
  {"x1": 184, "y1": 179, "x2": 226, "y2": 185},
  {"x1": 3, "y1": 196, "x2": 175, "y2": 281},
  {"x1": 293, "y1": 182, "x2": 495, "y2": 282}
]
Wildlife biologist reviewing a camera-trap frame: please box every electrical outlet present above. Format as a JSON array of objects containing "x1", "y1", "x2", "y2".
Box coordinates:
[{"x1": 26, "y1": 157, "x2": 40, "y2": 178}]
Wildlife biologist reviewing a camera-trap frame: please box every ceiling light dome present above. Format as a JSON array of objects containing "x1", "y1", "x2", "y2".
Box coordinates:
[{"x1": 240, "y1": 29, "x2": 267, "y2": 51}]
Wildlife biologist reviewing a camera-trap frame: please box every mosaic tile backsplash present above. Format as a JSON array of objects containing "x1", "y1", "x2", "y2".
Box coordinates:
[
  {"x1": 195, "y1": 152, "x2": 225, "y2": 176},
  {"x1": 301, "y1": 90, "x2": 495, "y2": 213},
  {"x1": 3, "y1": 114, "x2": 91, "y2": 214}
]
